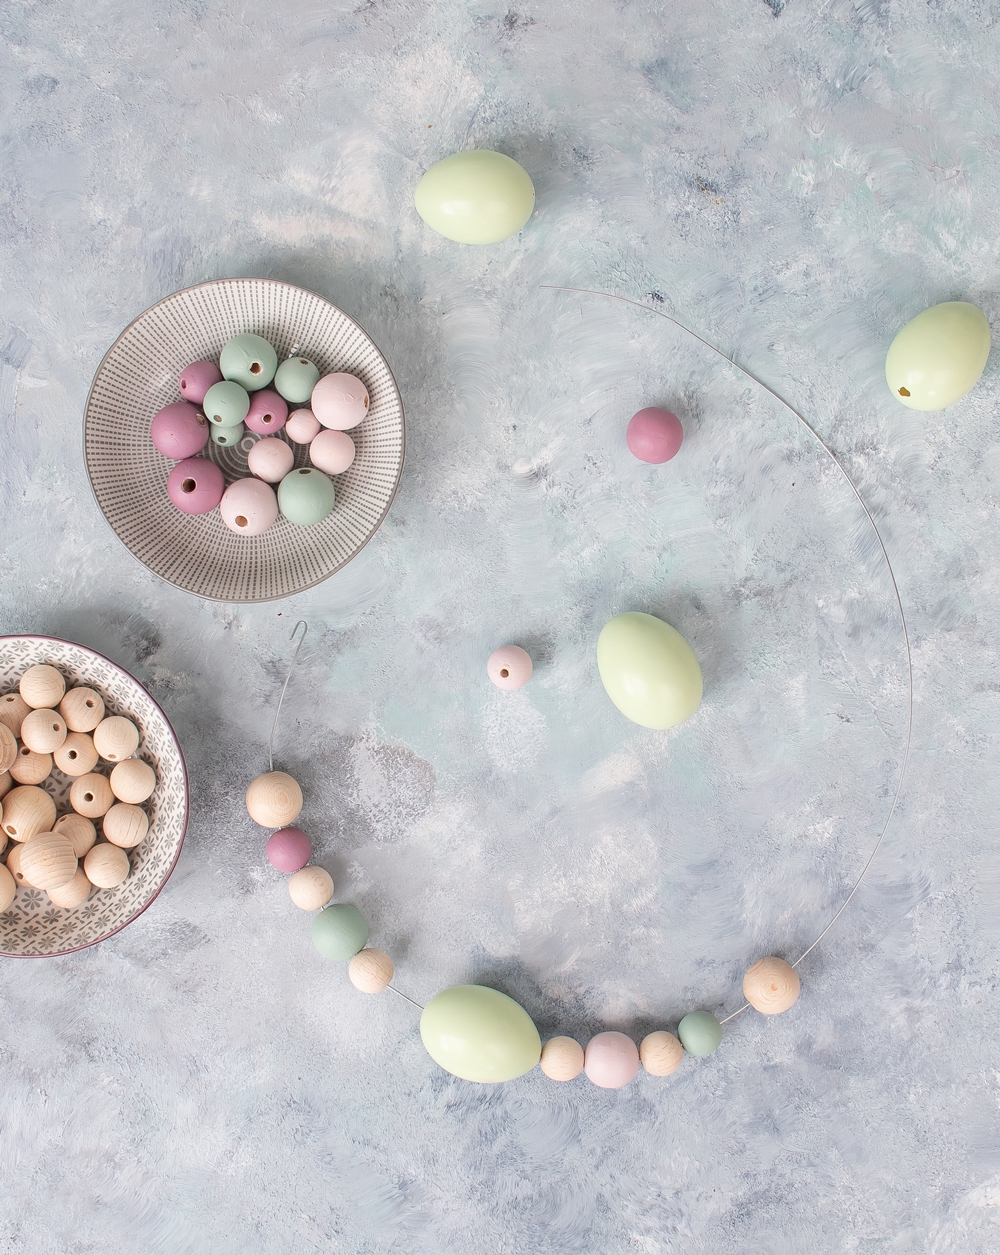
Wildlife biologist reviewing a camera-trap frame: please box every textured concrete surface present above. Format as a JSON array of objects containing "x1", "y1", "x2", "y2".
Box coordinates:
[{"x1": 2, "y1": 1, "x2": 1000, "y2": 1251}]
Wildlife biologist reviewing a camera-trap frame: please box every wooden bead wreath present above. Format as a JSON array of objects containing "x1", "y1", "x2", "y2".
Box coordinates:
[{"x1": 244, "y1": 293, "x2": 913, "y2": 1087}]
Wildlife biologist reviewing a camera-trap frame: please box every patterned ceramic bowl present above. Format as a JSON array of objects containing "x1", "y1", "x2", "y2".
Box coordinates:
[
  {"x1": 84, "y1": 277, "x2": 406, "y2": 602},
  {"x1": 0, "y1": 635, "x2": 188, "y2": 957}
]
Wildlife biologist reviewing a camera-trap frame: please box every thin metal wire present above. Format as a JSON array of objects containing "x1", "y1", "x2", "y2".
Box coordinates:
[
  {"x1": 268, "y1": 620, "x2": 309, "y2": 772},
  {"x1": 542, "y1": 285, "x2": 914, "y2": 1028},
  {"x1": 387, "y1": 985, "x2": 425, "y2": 1011}
]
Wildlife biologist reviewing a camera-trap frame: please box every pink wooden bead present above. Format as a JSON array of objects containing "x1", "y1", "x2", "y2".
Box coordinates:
[
  {"x1": 285, "y1": 409, "x2": 321, "y2": 443},
  {"x1": 487, "y1": 645, "x2": 532, "y2": 690},
  {"x1": 151, "y1": 402, "x2": 209, "y2": 459},
  {"x1": 244, "y1": 389, "x2": 288, "y2": 435},
  {"x1": 166, "y1": 457, "x2": 224, "y2": 515},
  {"x1": 584, "y1": 1032, "x2": 640, "y2": 1089},
  {"x1": 626, "y1": 407, "x2": 684, "y2": 464},
  {"x1": 247, "y1": 437, "x2": 294, "y2": 483},
  {"x1": 219, "y1": 478, "x2": 278, "y2": 535},
  {"x1": 311, "y1": 373, "x2": 369, "y2": 430},
  {"x1": 179, "y1": 360, "x2": 223, "y2": 405},
  {"x1": 309, "y1": 429, "x2": 356, "y2": 475},
  {"x1": 266, "y1": 827, "x2": 312, "y2": 872}
]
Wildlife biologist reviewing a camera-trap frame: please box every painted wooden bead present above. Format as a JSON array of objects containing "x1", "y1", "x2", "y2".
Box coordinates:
[
  {"x1": 247, "y1": 436, "x2": 294, "y2": 483},
  {"x1": 151, "y1": 401, "x2": 209, "y2": 459},
  {"x1": 9, "y1": 746, "x2": 52, "y2": 785},
  {"x1": 244, "y1": 389, "x2": 289, "y2": 435},
  {"x1": 2, "y1": 785, "x2": 56, "y2": 841},
  {"x1": 19, "y1": 664, "x2": 66, "y2": 709},
  {"x1": 219, "y1": 334, "x2": 277, "y2": 392},
  {"x1": 20, "y1": 708, "x2": 67, "y2": 754},
  {"x1": 0, "y1": 692, "x2": 31, "y2": 732},
  {"x1": 109, "y1": 758, "x2": 156, "y2": 804},
  {"x1": 246, "y1": 771, "x2": 303, "y2": 828},
  {"x1": 19, "y1": 831, "x2": 77, "y2": 891},
  {"x1": 487, "y1": 645, "x2": 532, "y2": 690},
  {"x1": 311, "y1": 904, "x2": 369, "y2": 961},
  {"x1": 70, "y1": 773, "x2": 115, "y2": 819},
  {"x1": 265, "y1": 827, "x2": 311, "y2": 872},
  {"x1": 285, "y1": 408, "x2": 321, "y2": 444},
  {"x1": 203, "y1": 380, "x2": 251, "y2": 426},
  {"x1": 220, "y1": 478, "x2": 279, "y2": 536},
  {"x1": 5, "y1": 841, "x2": 30, "y2": 885},
  {"x1": 626, "y1": 407, "x2": 684, "y2": 464},
  {"x1": 277, "y1": 467, "x2": 336, "y2": 526},
  {"x1": 53, "y1": 813, "x2": 97, "y2": 859},
  {"x1": 677, "y1": 1011, "x2": 723, "y2": 1056},
  {"x1": 211, "y1": 421, "x2": 244, "y2": 447},
  {"x1": 743, "y1": 957, "x2": 801, "y2": 1015},
  {"x1": 0, "y1": 724, "x2": 16, "y2": 774},
  {"x1": 167, "y1": 457, "x2": 225, "y2": 515},
  {"x1": 103, "y1": 803, "x2": 149, "y2": 848},
  {"x1": 348, "y1": 947, "x2": 394, "y2": 993},
  {"x1": 47, "y1": 867, "x2": 93, "y2": 909},
  {"x1": 274, "y1": 357, "x2": 321, "y2": 405},
  {"x1": 179, "y1": 360, "x2": 223, "y2": 405},
  {"x1": 309, "y1": 429, "x2": 355, "y2": 475},
  {"x1": 0, "y1": 863, "x2": 15, "y2": 912},
  {"x1": 59, "y1": 687, "x2": 105, "y2": 733},
  {"x1": 584, "y1": 1031, "x2": 640, "y2": 1089},
  {"x1": 639, "y1": 1031, "x2": 684, "y2": 1076},
  {"x1": 287, "y1": 865, "x2": 334, "y2": 910},
  {"x1": 83, "y1": 842, "x2": 130, "y2": 888},
  {"x1": 539, "y1": 1036, "x2": 585, "y2": 1081},
  {"x1": 53, "y1": 733, "x2": 99, "y2": 777},
  {"x1": 311, "y1": 372, "x2": 369, "y2": 431},
  {"x1": 93, "y1": 716, "x2": 140, "y2": 762}
]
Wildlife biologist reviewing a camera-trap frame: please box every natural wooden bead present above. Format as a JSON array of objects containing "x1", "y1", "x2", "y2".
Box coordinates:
[
  {"x1": 540, "y1": 1036, "x2": 585, "y2": 1081},
  {"x1": 47, "y1": 867, "x2": 92, "y2": 909},
  {"x1": 288, "y1": 865, "x2": 333, "y2": 910},
  {"x1": 20, "y1": 708, "x2": 67, "y2": 754},
  {"x1": 0, "y1": 724, "x2": 16, "y2": 774},
  {"x1": 53, "y1": 732, "x2": 99, "y2": 777},
  {"x1": 0, "y1": 863, "x2": 15, "y2": 911},
  {"x1": 59, "y1": 686, "x2": 105, "y2": 733},
  {"x1": 0, "y1": 826, "x2": 6, "y2": 857},
  {"x1": 109, "y1": 758, "x2": 156, "y2": 804},
  {"x1": 19, "y1": 665, "x2": 66, "y2": 710},
  {"x1": 93, "y1": 716, "x2": 140, "y2": 762},
  {"x1": 84, "y1": 842, "x2": 130, "y2": 888},
  {"x1": 0, "y1": 771, "x2": 11, "y2": 799},
  {"x1": 9, "y1": 745, "x2": 52, "y2": 785},
  {"x1": 640, "y1": 1031, "x2": 684, "y2": 1076},
  {"x1": 743, "y1": 957, "x2": 801, "y2": 1015},
  {"x1": 348, "y1": 948, "x2": 394, "y2": 993},
  {"x1": 246, "y1": 771, "x2": 303, "y2": 828},
  {"x1": 2, "y1": 785, "x2": 56, "y2": 842},
  {"x1": 0, "y1": 692, "x2": 30, "y2": 733},
  {"x1": 70, "y1": 773, "x2": 115, "y2": 819},
  {"x1": 5, "y1": 842, "x2": 31, "y2": 886},
  {"x1": 18, "y1": 831, "x2": 77, "y2": 891},
  {"x1": 103, "y1": 803, "x2": 148, "y2": 848},
  {"x1": 53, "y1": 813, "x2": 97, "y2": 858}
]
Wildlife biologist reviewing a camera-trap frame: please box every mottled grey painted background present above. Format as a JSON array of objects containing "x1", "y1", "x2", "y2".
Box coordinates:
[{"x1": 1, "y1": 0, "x2": 999, "y2": 1250}]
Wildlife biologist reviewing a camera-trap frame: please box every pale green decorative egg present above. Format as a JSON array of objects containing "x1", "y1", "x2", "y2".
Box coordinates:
[
  {"x1": 420, "y1": 985, "x2": 541, "y2": 1083},
  {"x1": 414, "y1": 150, "x2": 535, "y2": 245},
  {"x1": 885, "y1": 301, "x2": 991, "y2": 410},
  {"x1": 597, "y1": 612, "x2": 703, "y2": 730}
]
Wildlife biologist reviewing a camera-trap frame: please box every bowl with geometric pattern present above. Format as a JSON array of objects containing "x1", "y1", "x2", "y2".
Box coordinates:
[{"x1": 0, "y1": 635, "x2": 188, "y2": 957}]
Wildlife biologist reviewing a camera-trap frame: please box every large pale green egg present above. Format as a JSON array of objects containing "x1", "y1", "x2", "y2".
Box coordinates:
[
  {"x1": 885, "y1": 301, "x2": 991, "y2": 410},
  {"x1": 597, "y1": 612, "x2": 703, "y2": 730},
  {"x1": 419, "y1": 985, "x2": 541, "y2": 1083},
  {"x1": 413, "y1": 150, "x2": 535, "y2": 245}
]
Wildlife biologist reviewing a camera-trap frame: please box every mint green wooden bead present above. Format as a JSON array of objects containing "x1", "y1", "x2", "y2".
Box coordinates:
[
  {"x1": 885, "y1": 301, "x2": 991, "y2": 410},
  {"x1": 278, "y1": 467, "x2": 336, "y2": 526},
  {"x1": 211, "y1": 421, "x2": 244, "y2": 446},
  {"x1": 420, "y1": 985, "x2": 541, "y2": 1082},
  {"x1": 203, "y1": 381, "x2": 250, "y2": 427},
  {"x1": 677, "y1": 1011, "x2": 722, "y2": 1056},
  {"x1": 274, "y1": 356, "x2": 321, "y2": 405},
  {"x1": 414, "y1": 150, "x2": 535, "y2": 245},
  {"x1": 597, "y1": 612, "x2": 703, "y2": 729},
  {"x1": 311, "y1": 904, "x2": 368, "y2": 960},
  {"x1": 220, "y1": 334, "x2": 278, "y2": 391}
]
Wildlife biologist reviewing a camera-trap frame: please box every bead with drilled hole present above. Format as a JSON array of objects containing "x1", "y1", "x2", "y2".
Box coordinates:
[
  {"x1": 70, "y1": 773, "x2": 115, "y2": 819},
  {"x1": 743, "y1": 957, "x2": 801, "y2": 1015},
  {"x1": 20, "y1": 708, "x2": 67, "y2": 754},
  {"x1": 93, "y1": 716, "x2": 140, "y2": 762},
  {"x1": 0, "y1": 724, "x2": 16, "y2": 774},
  {"x1": 348, "y1": 948, "x2": 394, "y2": 993},
  {"x1": 9, "y1": 746, "x2": 52, "y2": 785},
  {"x1": 53, "y1": 813, "x2": 97, "y2": 858},
  {"x1": 288, "y1": 866, "x2": 333, "y2": 910},
  {"x1": 2, "y1": 785, "x2": 55, "y2": 842},
  {"x1": 19, "y1": 665, "x2": 66, "y2": 709},
  {"x1": 59, "y1": 687, "x2": 105, "y2": 733},
  {"x1": 246, "y1": 771, "x2": 303, "y2": 828},
  {"x1": 19, "y1": 831, "x2": 77, "y2": 891},
  {"x1": 53, "y1": 732, "x2": 99, "y2": 777},
  {"x1": 0, "y1": 692, "x2": 31, "y2": 733}
]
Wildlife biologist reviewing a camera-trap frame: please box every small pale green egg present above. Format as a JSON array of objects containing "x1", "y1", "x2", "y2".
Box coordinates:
[
  {"x1": 277, "y1": 467, "x2": 336, "y2": 526},
  {"x1": 885, "y1": 301, "x2": 991, "y2": 410},
  {"x1": 203, "y1": 381, "x2": 250, "y2": 427},
  {"x1": 274, "y1": 357, "x2": 321, "y2": 405},
  {"x1": 220, "y1": 333, "x2": 278, "y2": 391},
  {"x1": 414, "y1": 150, "x2": 535, "y2": 245},
  {"x1": 420, "y1": 985, "x2": 541, "y2": 1083},
  {"x1": 210, "y1": 421, "x2": 244, "y2": 446},
  {"x1": 311, "y1": 904, "x2": 369, "y2": 961},
  {"x1": 677, "y1": 1011, "x2": 722, "y2": 1057},
  {"x1": 597, "y1": 612, "x2": 702, "y2": 730}
]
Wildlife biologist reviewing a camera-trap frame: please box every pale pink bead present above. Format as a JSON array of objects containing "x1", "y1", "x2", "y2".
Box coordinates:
[
  {"x1": 247, "y1": 437, "x2": 294, "y2": 483},
  {"x1": 626, "y1": 407, "x2": 683, "y2": 464},
  {"x1": 487, "y1": 645, "x2": 532, "y2": 690},
  {"x1": 311, "y1": 372, "x2": 369, "y2": 430},
  {"x1": 244, "y1": 389, "x2": 288, "y2": 435},
  {"x1": 219, "y1": 477, "x2": 278, "y2": 536},
  {"x1": 309, "y1": 429, "x2": 355, "y2": 475},
  {"x1": 286, "y1": 408, "x2": 321, "y2": 443},
  {"x1": 584, "y1": 1032, "x2": 640, "y2": 1089}
]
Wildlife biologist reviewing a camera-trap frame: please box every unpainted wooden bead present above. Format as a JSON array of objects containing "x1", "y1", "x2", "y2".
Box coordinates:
[
  {"x1": 70, "y1": 773, "x2": 115, "y2": 819},
  {"x1": 59, "y1": 686, "x2": 105, "y2": 733},
  {"x1": 0, "y1": 692, "x2": 30, "y2": 733},
  {"x1": 53, "y1": 732, "x2": 99, "y2": 777},
  {"x1": 539, "y1": 1036, "x2": 585, "y2": 1081},
  {"x1": 5, "y1": 842, "x2": 31, "y2": 886},
  {"x1": 348, "y1": 948, "x2": 394, "y2": 993},
  {"x1": 0, "y1": 770, "x2": 11, "y2": 799},
  {"x1": 109, "y1": 758, "x2": 156, "y2": 804},
  {"x1": 0, "y1": 863, "x2": 15, "y2": 911},
  {"x1": 0, "y1": 725, "x2": 16, "y2": 774},
  {"x1": 288, "y1": 865, "x2": 334, "y2": 910},
  {"x1": 639, "y1": 1031, "x2": 684, "y2": 1077},
  {"x1": 743, "y1": 956, "x2": 801, "y2": 1015},
  {"x1": 0, "y1": 827, "x2": 6, "y2": 857},
  {"x1": 2, "y1": 785, "x2": 56, "y2": 842},
  {"x1": 92, "y1": 716, "x2": 140, "y2": 762},
  {"x1": 9, "y1": 745, "x2": 52, "y2": 785},
  {"x1": 246, "y1": 770, "x2": 303, "y2": 828},
  {"x1": 53, "y1": 813, "x2": 97, "y2": 859},
  {"x1": 20, "y1": 708, "x2": 68, "y2": 754},
  {"x1": 103, "y1": 803, "x2": 149, "y2": 848},
  {"x1": 84, "y1": 842, "x2": 130, "y2": 888},
  {"x1": 18, "y1": 832, "x2": 77, "y2": 891},
  {"x1": 47, "y1": 867, "x2": 93, "y2": 909},
  {"x1": 19, "y1": 665, "x2": 66, "y2": 710}
]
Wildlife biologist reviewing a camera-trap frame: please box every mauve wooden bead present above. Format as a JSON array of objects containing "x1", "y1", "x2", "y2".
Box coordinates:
[
  {"x1": 53, "y1": 733, "x2": 99, "y2": 777},
  {"x1": 93, "y1": 716, "x2": 140, "y2": 762},
  {"x1": 70, "y1": 773, "x2": 115, "y2": 819},
  {"x1": 150, "y1": 401, "x2": 209, "y2": 459},
  {"x1": 640, "y1": 1031, "x2": 684, "y2": 1076},
  {"x1": 743, "y1": 957, "x2": 801, "y2": 1015},
  {"x1": 103, "y1": 803, "x2": 149, "y2": 848},
  {"x1": 584, "y1": 1031, "x2": 640, "y2": 1089},
  {"x1": 53, "y1": 813, "x2": 97, "y2": 858},
  {"x1": 47, "y1": 867, "x2": 93, "y2": 909},
  {"x1": 540, "y1": 1036, "x2": 585, "y2": 1081},
  {"x1": 20, "y1": 708, "x2": 67, "y2": 754},
  {"x1": 9, "y1": 746, "x2": 52, "y2": 785},
  {"x1": 109, "y1": 758, "x2": 156, "y2": 804},
  {"x1": 244, "y1": 389, "x2": 288, "y2": 435},
  {"x1": 288, "y1": 865, "x2": 334, "y2": 910},
  {"x1": 348, "y1": 948, "x2": 394, "y2": 993},
  {"x1": 487, "y1": 645, "x2": 532, "y2": 690},
  {"x1": 2, "y1": 785, "x2": 56, "y2": 842},
  {"x1": 246, "y1": 771, "x2": 303, "y2": 828},
  {"x1": 84, "y1": 843, "x2": 130, "y2": 888},
  {"x1": 19, "y1": 665, "x2": 66, "y2": 710},
  {"x1": 266, "y1": 827, "x2": 311, "y2": 872},
  {"x1": 59, "y1": 687, "x2": 105, "y2": 733},
  {"x1": 178, "y1": 360, "x2": 223, "y2": 405},
  {"x1": 19, "y1": 831, "x2": 77, "y2": 891},
  {"x1": 0, "y1": 692, "x2": 31, "y2": 733},
  {"x1": 0, "y1": 863, "x2": 15, "y2": 911},
  {"x1": 167, "y1": 457, "x2": 225, "y2": 515},
  {"x1": 0, "y1": 724, "x2": 16, "y2": 774}
]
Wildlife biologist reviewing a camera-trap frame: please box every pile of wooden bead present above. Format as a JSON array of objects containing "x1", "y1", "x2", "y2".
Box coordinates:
[
  {"x1": 245, "y1": 769, "x2": 394, "y2": 994},
  {"x1": 0, "y1": 664, "x2": 157, "y2": 911}
]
